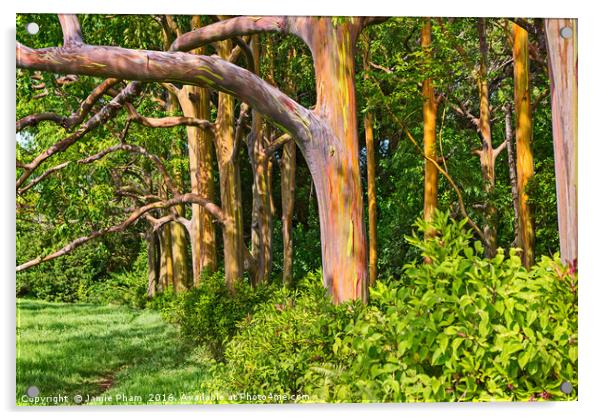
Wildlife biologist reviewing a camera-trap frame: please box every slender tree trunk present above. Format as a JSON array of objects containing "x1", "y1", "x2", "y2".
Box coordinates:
[
  {"x1": 294, "y1": 18, "x2": 368, "y2": 303},
  {"x1": 146, "y1": 227, "x2": 160, "y2": 298},
  {"x1": 158, "y1": 222, "x2": 174, "y2": 291},
  {"x1": 504, "y1": 103, "x2": 521, "y2": 248},
  {"x1": 476, "y1": 18, "x2": 498, "y2": 258},
  {"x1": 179, "y1": 16, "x2": 218, "y2": 284},
  {"x1": 513, "y1": 23, "x2": 535, "y2": 268},
  {"x1": 166, "y1": 93, "x2": 191, "y2": 291},
  {"x1": 216, "y1": 39, "x2": 245, "y2": 288},
  {"x1": 248, "y1": 35, "x2": 273, "y2": 286},
  {"x1": 421, "y1": 18, "x2": 439, "y2": 230},
  {"x1": 280, "y1": 140, "x2": 296, "y2": 287},
  {"x1": 362, "y1": 34, "x2": 378, "y2": 286},
  {"x1": 178, "y1": 84, "x2": 217, "y2": 284},
  {"x1": 544, "y1": 19, "x2": 578, "y2": 269}
]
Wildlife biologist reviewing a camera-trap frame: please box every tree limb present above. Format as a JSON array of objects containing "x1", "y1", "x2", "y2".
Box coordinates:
[{"x1": 16, "y1": 193, "x2": 225, "y2": 272}]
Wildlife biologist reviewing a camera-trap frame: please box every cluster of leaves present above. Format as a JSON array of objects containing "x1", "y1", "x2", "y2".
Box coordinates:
[
  {"x1": 201, "y1": 212, "x2": 577, "y2": 403},
  {"x1": 150, "y1": 271, "x2": 275, "y2": 360}
]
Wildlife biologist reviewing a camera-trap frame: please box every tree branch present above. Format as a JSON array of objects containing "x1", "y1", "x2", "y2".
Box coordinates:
[
  {"x1": 16, "y1": 193, "x2": 225, "y2": 272},
  {"x1": 58, "y1": 14, "x2": 83, "y2": 46},
  {"x1": 16, "y1": 81, "x2": 143, "y2": 190},
  {"x1": 17, "y1": 40, "x2": 314, "y2": 144},
  {"x1": 169, "y1": 16, "x2": 289, "y2": 52},
  {"x1": 125, "y1": 103, "x2": 214, "y2": 130}
]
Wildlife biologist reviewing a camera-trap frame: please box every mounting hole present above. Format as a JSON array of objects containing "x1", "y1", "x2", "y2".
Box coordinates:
[
  {"x1": 560, "y1": 381, "x2": 573, "y2": 394},
  {"x1": 26, "y1": 385, "x2": 40, "y2": 397},
  {"x1": 26, "y1": 22, "x2": 39, "y2": 35},
  {"x1": 560, "y1": 26, "x2": 573, "y2": 39}
]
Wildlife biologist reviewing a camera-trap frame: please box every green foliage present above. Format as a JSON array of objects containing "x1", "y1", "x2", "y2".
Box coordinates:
[
  {"x1": 305, "y1": 212, "x2": 577, "y2": 402},
  {"x1": 153, "y1": 272, "x2": 274, "y2": 360},
  {"x1": 85, "y1": 245, "x2": 149, "y2": 308},
  {"x1": 204, "y1": 213, "x2": 577, "y2": 403},
  {"x1": 204, "y1": 273, "x2": 357, "y2": 400}
]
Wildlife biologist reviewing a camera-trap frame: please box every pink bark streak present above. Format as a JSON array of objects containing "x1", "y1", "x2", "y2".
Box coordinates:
[{"x1": 545, "y1": 19, "x2": 578, "y2": 268}]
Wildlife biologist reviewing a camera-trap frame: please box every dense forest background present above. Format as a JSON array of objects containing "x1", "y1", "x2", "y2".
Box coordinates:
[{"x1": 16, "y1": 15, "x2": 577, "y2": 403}]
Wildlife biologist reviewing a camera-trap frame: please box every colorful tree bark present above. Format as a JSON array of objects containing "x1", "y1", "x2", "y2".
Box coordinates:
[
  {"x1": 544, "y1": 18, "x2": 578, "y2": 269},
  {"x1": 421, "y1": 18, "x2": 439, "y2": 229},
  {"x1": 512, "y1": 23, "x2": 535, "y2": 268}
]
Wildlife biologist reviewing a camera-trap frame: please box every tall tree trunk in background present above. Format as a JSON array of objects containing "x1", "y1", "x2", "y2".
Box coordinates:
[
  {"x1": 280, "y1": 140, "x2": 296, "y2": 287},
  {"x1": 215, "y1": 39, "x2": 245, "y2": 288},
  {"x1": 158, "y1": 221, "x2": 174, "y2": 291},
  {"x1": 512, "y1": 23, "x2": 535, "y2": 269},
  {"x1": 362, "y1": 34, "x2": 378, "y2": 286},
  {"x1": 476, "y1": 18, "x2": 500, "y2": 258},
  {"x1": 146, "y1": 227, "x2": 160, "y2": 298},
  {"x1": 421, "y1": 18, "x2": 438, "y2": 231},
  {"x1": 166, "y1": 92, "x2": 191, "y2": 291},
  {"x1": 280, "y1": 44, "x2": 296, "y2": 287},
  {"x1": 248, "y1": 34, "x2": 273, "y2": 286},
  {"x1": 293, "y1": 18, "x2": 368, "y2": 303},
  {"x1": 178, "y1": 16, "x2": 217, "y2": 285},
  {"x1": 504, "y1": 103, "x2": 521, "y2": 248},
  {"x1": 545, "y1": 19, "x2": 578, "y2": 269}
]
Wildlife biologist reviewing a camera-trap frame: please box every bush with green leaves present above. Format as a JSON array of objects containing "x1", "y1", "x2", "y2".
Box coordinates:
[
  {"x1": 204, "y1": 273, "x2": 357, "y2": 401},
  {"x1": 304, "y1": 211, "x2": 577, "y2": 402},
  {"x1": 155, "y1": 271, "x2": 275, "y2": 360}
]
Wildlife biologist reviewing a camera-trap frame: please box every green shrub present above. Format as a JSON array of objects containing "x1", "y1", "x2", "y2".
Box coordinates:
[
  {"x1": 205, "y1": 273, "x2": 357, "y2": 401},
  {"x1": 304, "y1": 212, "x2": 578, "y2": 402},
  {"x1": 84, "y1": 244, "x2": 148, "y2": 308},
  {"x1": 157, "y1": 271, "x2": 274, "y2": 360}
]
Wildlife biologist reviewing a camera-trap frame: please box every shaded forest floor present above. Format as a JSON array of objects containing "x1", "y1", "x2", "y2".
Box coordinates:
[{"x1": 16, "y1": 299, "x2": 215, "y2": 406}]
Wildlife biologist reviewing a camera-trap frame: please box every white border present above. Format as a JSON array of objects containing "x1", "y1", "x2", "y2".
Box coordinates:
[{"x1": 3, "y1": 0, "x2": 600, "y2": 419}]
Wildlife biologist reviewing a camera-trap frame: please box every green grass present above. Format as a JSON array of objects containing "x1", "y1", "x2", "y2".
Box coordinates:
[{"x1": 16, "y1": 299, "x2": 216, "y2": 406}]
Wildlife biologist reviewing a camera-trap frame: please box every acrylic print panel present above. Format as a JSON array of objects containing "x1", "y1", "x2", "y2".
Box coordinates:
[{"x1": 16, "y1": 14, "x2": 577, "y2": 405}]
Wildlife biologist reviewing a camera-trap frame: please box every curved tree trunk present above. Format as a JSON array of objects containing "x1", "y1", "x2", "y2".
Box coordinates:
[
  {"x1": 294, "y1": 18, "x2": 368, "y2": 303},
  {"x1": 512, "y1": 23, "x2": 535, "y2": 268}
]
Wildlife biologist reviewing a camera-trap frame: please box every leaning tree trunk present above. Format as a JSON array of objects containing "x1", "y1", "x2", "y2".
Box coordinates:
[
  {"x1": 512, "y1": 23, "x2": 535, "y2": 269},
  {"x1": 294, "y1": 18, "x2": 368, "y2": 303},
  {"x1": 545, "y1": 18, "x2": 578, "y2": 269},
  {"x1": 421, "y1": 18, "x2": 439, "y2": 231},
  {"x1": 215, "y1": 39, "x2": 245, "y2": 288}
]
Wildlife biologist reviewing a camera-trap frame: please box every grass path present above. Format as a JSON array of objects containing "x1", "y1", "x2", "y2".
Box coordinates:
[{"x1": 16, "y1": 299, "x2": 216, "y2": 406}]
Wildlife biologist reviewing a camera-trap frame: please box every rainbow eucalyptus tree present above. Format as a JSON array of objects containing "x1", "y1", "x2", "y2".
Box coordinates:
[{"x1": 17, "y1": 15, "x2": 387, "y2": 303}]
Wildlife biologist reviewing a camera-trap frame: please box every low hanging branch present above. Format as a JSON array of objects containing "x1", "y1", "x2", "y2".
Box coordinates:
[{"x1": 16, "y1": 192, "x2": 226, "y2": 272}]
